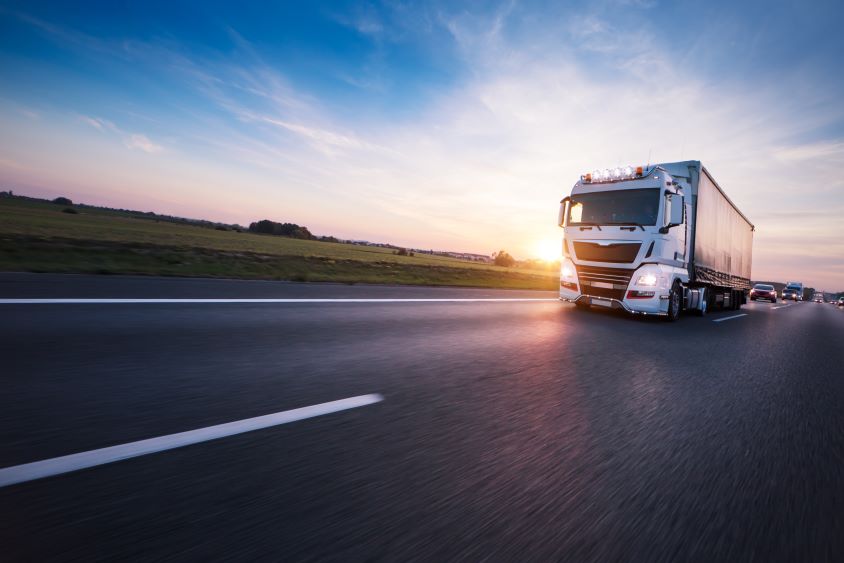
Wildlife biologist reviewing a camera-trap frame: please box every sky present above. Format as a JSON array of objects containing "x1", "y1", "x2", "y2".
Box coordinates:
[{"x1": 0, "y1": 0, "x2": 842, "y2": 289}]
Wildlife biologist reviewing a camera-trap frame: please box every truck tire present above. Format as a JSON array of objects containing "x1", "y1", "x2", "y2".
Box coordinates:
[{"x1": 665, "y1": 281, "x2": 682, "y2": 322}]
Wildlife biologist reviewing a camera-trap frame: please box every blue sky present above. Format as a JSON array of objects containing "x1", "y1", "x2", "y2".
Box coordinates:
[{"x1": 1, "y1": 0, "x2": 843, "y2": 287}]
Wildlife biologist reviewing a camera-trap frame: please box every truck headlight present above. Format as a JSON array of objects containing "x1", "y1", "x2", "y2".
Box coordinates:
[
  {"x1": 561, "y1": 259, "x2": 577, "y2": 280},
  {"x1": 636, "y1": 273, "x2": 658, "y2": 286}
]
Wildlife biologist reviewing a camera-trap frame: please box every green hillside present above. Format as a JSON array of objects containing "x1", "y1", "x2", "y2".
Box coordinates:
[{"x1": 0, "y1": 196, "x2": 559, "y2": 290}]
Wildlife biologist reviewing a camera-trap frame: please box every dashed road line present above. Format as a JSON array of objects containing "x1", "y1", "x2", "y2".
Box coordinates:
[
  {"x1": 0, "y1": 394, "x2": 383, "y2": 488},
  {"x1": 713, "y1": 313, "x2": 747, "y2": 323}
]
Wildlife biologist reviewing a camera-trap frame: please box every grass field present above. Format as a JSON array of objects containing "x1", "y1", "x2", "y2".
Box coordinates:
[{"x1": 0, "y1": 197, "x2": 559, "y2": 289}]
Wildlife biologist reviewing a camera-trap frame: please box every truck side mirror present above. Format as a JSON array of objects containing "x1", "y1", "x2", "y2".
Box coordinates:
[
  {"x1": 558, "y1": 197, "x2": 571, "y2": 227},
  {"x1": 661, "y1": 194, "x2": 684, "y2": 233},
  {"x1": 670, "y1": 195, "x2": 684, "y2": 225}
]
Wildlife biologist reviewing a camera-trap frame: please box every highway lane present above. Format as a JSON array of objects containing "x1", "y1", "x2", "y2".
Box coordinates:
[{"x1": 1, "y1": 274, "x2": 843, "y2": 561}]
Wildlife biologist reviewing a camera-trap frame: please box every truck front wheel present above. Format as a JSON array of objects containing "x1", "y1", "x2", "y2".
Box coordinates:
[{"x1": 665, "y1": 281, "x2": 682, "y2": 322}]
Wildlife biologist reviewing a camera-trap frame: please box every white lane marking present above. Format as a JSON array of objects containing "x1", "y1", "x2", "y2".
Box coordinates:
[
  {"x1": 0, "y1": 298, "x2": 557, "y2": 304},
  {"x1": 0, "y1": 394, "x2": 383, "y2": 488},
  {"x1": 712, "y1": 313, "x2": 747, "y2": 323},
  {"x1": 772, "y1": 304, "x2": 791, "y2": 310}
]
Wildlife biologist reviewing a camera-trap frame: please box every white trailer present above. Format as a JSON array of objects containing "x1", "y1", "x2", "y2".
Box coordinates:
[{"x1": 557, "y1": 160, "x2": 754, "y2": 321}]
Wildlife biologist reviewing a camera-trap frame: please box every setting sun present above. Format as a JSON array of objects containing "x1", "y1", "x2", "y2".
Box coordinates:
[{"x1": 533, "y1": 239, "x2": 562, "y2": 262}]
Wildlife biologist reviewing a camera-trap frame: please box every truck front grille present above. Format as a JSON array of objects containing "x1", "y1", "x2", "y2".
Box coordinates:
[
  {"x1": 573, "y1": 242, "x2": 641, "y2": 263},
  {"x1": 576, "y1": 265, "x2": 634, "y2": 301}
]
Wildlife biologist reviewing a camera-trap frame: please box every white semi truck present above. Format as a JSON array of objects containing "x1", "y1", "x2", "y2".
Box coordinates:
[{"x1": 557, "y1": 160, "x2": 754, "y2": 321}]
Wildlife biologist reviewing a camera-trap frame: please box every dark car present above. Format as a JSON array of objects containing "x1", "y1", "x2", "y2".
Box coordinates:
[
  {"x1": 839, "y1": 297, "x2": 844, "y2": 307},
  {"x1": 782, "y1": 288, "x2": 800, "y2": 301},
  {"x1": 750, "y1": 283, "x2": 777, "y2": 302}
]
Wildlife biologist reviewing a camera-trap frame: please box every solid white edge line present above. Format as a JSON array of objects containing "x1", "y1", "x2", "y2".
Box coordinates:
[
  {"x1": 0, "y1": 298, "x2": 558, "y2": 304},
  {"x1": 0, "y1": 394, "x2": 383, "y2": 488},
  {"x1": 712, "y1": 313, "x2": 747, "y2": 323}
]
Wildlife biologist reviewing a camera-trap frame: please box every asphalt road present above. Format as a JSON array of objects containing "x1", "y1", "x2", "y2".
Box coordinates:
[{"x1": 1, "y1": 273, "x2": 843, "y2": 561}]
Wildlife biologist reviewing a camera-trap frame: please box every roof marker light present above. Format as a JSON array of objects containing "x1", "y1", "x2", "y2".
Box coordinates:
[{"x1": 583, "y1": 164, "x2": 645, "y2": 183}]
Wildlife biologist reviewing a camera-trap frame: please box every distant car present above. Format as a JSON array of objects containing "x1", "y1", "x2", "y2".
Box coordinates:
[
  {"x1": 814, "y1": 295, "x2": 824, "y2": 303},
  {"x1": 750, "y1": 284, "x2": 777, "y2": 302},
  {"x1": 782, "y1": 288, "x2": 800, "y2": 301}
]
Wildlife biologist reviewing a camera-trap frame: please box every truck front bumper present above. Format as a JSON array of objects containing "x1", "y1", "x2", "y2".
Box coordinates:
[{"x1": 560, "y1": 290, "x2": 669, "y2": 316}]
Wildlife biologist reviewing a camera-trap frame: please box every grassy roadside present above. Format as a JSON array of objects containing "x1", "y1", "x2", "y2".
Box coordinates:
[{"x1": 0, "y1": 198, "x2": 559, "y2": 290}]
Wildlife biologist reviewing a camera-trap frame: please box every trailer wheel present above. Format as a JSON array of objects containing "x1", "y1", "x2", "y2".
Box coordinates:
[{"x1": 665, "y1": 281, "x2": 681, "y2": 322}]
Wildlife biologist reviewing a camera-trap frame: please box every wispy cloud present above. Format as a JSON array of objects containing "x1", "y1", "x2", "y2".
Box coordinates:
[
  {"x1": 80, "y1": 115, "x2": 162, "y2": 153},
  {"x1": 774, "y1": 141, "x2": 844, "y2": 162},
  {"x1": 81, "y1": 116, "x2": 105, "y2": 131},
  {"x1": 79, "y1": 115, "x2": 117, "y2": 132},
  {"x1": 17, "y1": 12, "x2": 129, "y2": 59},
  {"x1": 328, "y1": 4, "x2": 387, "y2": 40},
  {"x1": 261, "y1": 117, "x2": 389, "y2": 154},
  {"x1": 124, "y1": 134, "x2": 163, "y2": 153}
]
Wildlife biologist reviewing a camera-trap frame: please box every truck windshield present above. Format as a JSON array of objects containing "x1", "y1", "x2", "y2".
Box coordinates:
[{"x1": 569, "y1": 188, "x2": 660, "y2": 226}]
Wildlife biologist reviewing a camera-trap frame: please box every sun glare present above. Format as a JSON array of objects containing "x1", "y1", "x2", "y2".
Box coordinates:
[{"x1": 534, "y1": 239, "x2": 561, "y2": 262}]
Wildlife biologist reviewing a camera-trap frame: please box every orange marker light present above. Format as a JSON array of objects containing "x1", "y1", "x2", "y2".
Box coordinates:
[
  {"x1": 635, "y1": 166, "x2": 643, "y2": 176},
  {"x1": 584, "y1": 173, "x2": 592, "y2": 182}
]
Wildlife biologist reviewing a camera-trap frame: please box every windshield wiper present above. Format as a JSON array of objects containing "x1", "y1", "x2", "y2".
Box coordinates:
[
  {"x1": 574, "y1": 222, "x2": 602, "y2": 231},
  {"x1": 607, "y1": 222, "x2": 646, "y2": 231}
]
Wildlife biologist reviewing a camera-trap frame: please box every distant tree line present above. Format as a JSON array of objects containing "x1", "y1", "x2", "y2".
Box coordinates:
[
  {"x1": 248, "y1": 219, "x2": 315, "y2": 240},
  {"x1": 493, "y1": 250, "x2": 516, "y2": 267}
]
